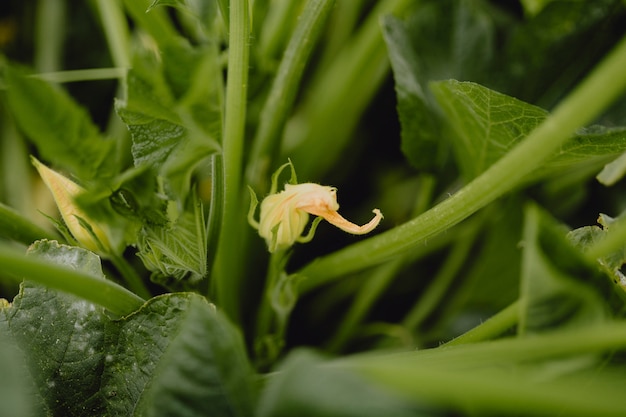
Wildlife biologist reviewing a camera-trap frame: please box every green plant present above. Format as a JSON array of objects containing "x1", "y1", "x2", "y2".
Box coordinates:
[{"x1": 2, "y1": 0, "x2": 626, "y2": 415}]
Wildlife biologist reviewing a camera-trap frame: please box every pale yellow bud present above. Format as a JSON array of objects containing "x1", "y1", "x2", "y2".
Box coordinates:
[
  {"x1": 32, "y1": 158, "x2": 112, "y2": 254},
  {"x1": 257, "y1": 182, "x2": 383, "y2": 252}
]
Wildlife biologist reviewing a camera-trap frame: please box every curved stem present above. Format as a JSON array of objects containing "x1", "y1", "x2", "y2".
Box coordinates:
[
  {"x1": 0, "y1": 243, "x2": 144, "y2": 315},
  {"x1": 297, "y1": 33, "x2": 626, "y2": 294}
]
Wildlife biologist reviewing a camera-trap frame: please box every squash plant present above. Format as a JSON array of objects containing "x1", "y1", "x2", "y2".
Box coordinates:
[{"x1": 2, "y1": 0, "x2": 626, "y2": 415}]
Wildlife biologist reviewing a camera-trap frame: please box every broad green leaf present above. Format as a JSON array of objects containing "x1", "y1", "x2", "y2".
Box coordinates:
[
  {"x1": 111, "y1": 294, "x2": 256, "y2": 417},
  {"x1": 0, "y1": 242, "x2": 109, "y2": 416},
  {"x1": 382, "y1": 15, "x2": 444, "y2": 172},
  {"x1": 519, "y1": 204, "x2": 609, "y2": 336},
  {"x1": 257, "y1": 349, "x2": 427, "y2": 417},
  {"x1": 0, "y1": 242, "x2": 256, "y2": 416},
  {"x1": 431, "y1": 80, "x2": 626, "y2": 180},
  {"x1": 4, "y1": 66, "x2": 117, "y2": 181},
  {"x1": 0, "y1": 338, "x2": 42, "y2": 417}
]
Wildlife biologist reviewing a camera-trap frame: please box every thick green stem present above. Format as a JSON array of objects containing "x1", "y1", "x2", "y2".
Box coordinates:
[
  {"x1": 34, "y1": 0, "x2": 65, "y2": 73},
  {"x1": 212, "y1": 0, "x2": 250, "y2": 323},
  {"x1": 0, "y1": 243, "x2": 144, "y2": 315},
  {"x1": 283, "y1": 0, "x2": 412, "y2": 180},
  {"x1": 297, "y1": 34, "x2": 626, "y2": 294},
  {"x1": 247, "y1": 0, "x2": 335, "y2": 190},
  {"x1": 94, "y1": 0, "x2": 131, "y2": 69}
]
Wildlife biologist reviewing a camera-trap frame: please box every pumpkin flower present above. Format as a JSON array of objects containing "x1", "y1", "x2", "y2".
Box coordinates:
[
  {"x1": 249, "y1": 161, "x2": 383, "y2": 252},
  {"x1": 32, "y1": 157, "x2": 112, "y2": 254}
]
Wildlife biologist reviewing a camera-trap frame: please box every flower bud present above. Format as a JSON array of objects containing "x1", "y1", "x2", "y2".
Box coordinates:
[{"x1": 32, "y1": 158, "x2": 112, "y2": 254}]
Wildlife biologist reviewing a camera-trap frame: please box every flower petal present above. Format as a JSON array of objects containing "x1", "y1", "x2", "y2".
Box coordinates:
[{"x1": 304, "y1": 206, "x2": 383, "y2": 235}]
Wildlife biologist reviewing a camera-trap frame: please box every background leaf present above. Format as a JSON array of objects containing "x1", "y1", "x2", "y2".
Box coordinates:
[
  {"x1": 381, "y1": 0, "x2": 497, "y2": 172},
  {"x1": 4, "y1": 66, "x2": 117, "y2": 181},
  {"x1": 431, "y1": 80, "x2": 626, "y2": 181},
  {"x1": 518, "y1": 204, "x2": 610, "y2": 336}
]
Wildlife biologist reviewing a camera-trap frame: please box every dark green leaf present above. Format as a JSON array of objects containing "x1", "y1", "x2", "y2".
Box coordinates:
[
  {"x1": 4, "y1": 66, "x2": 117, "y2": 181},
  {"x1": 504, "y1": 0, "x2": 626, "y2": 107},
  {"x1": 1, "y1": 254, "x2": 255, "y2": 417},
  {"x1": 0, "y1": 337, "x2": 42, "y2": 417},
  {"x1": 382, "y1": 0, "x2": 496, "y2": 171}
]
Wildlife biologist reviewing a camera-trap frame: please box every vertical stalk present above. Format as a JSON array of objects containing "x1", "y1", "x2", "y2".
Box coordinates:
[{"x1": 212, "y1": 0, "x2": 250, "y2": 323}]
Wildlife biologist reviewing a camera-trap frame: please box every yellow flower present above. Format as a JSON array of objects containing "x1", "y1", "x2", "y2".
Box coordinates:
[
  {"x1": 32, "y1": 157, "x2": 112, "y2": 254},
  {"x1": 249, "y1": 162, "x2": 383, "y2": 252}
]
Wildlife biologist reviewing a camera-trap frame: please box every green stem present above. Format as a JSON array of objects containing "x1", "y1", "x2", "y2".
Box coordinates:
[
  {"x1": 33, "y1": 68, "x2": 127, "y2": 83},
  {"x1": 403, "y1": 217, "x2": 483, "y2": 332},
  {"x1": 0, "y1": 243, "x2": 144, "y2": 315},
  {"x1": 442, "y1": 301, "x2": 519, "y2": 347},
  {"x1": 283, "y1": 0, "x2": 412, "y2": 180},
  {"x1": 212, "y1": 0, "x2": 250, "y2": 323},
  {"x1": 34, "y1": 0, "x2": 65, "y2": 73},
  {"x1": 297, "y1": 33, "x2": 626, "y2": 294},
  {"x1": 109, "y1": 253, "x2": 151, "y2": 300},
  {"x1": 247, "y1": 0, "x2": 335, "y2": 190},
  {"x1": 255, "y1": 250, "x2": 288, "y2": 342},
  {"x1": 336, "y1": 321, "x2": 626, "y2": 416},
  {"x1": 94, "y1": 0, "x2": 131, "y2": 68}
]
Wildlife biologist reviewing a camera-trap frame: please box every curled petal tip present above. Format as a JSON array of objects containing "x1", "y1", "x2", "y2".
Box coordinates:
[{"x1": 321, "y1": 207, "x2": 383, "y2": 235}]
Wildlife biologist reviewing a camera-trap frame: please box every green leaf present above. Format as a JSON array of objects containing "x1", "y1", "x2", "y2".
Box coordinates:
[
  {"x1": 116, "y1": 42, "x2": 220, "y2": 202},
  {"x1": 1, "y1": 285, "x2": 256, "y2": 416},
  {"x1": 568, "y1": 213, "x2": 626, "y2": 300},
  {"x1": 519, "y1": 204, "x2": 609, "y2": 336},
  {"x1": 137, "y1": 194, "x2": 208, "y2": 282},
  {"x1": 431, "y1": 80, "x2": 548, "y2": 179},
  {"x1": 431, "y1": 80, "x2": 626, "y2": 180},
  {"x1": 504, "y1": 0, "x2": 625, "y2": 107},
  {"x1": 381, "y1": 0, "x2": 496, "y2": 171},
  {"x1": 0, "y1": 338, "x2": 41, "y2": 417},
  {"x1": 257, "y1": 349, "x2": 426, "y2": 417},
  {"x1": 4, "y1": 66, "x2": 117, "y2": 181}
]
